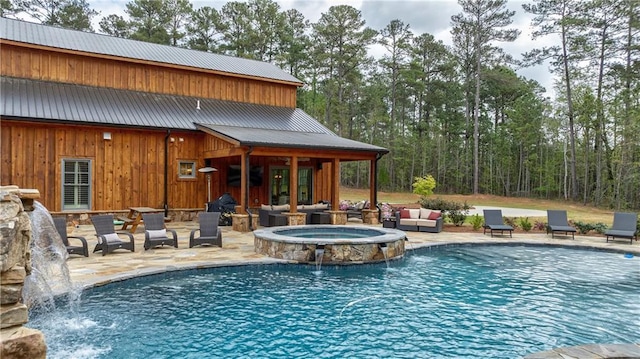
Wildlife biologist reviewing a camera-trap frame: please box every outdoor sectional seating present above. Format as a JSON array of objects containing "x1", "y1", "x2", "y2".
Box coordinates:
[
  {"x1": 258, "y1": 203, "x2": 330, "y2": 227},
  {"x1": 395, "y1": 208, "x2": 443, "y2": 233}
]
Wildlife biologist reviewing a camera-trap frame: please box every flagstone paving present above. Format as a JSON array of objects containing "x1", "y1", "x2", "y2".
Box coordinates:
[{"x1": 64, "y1": 221, "x2": 639, "y2": 290}]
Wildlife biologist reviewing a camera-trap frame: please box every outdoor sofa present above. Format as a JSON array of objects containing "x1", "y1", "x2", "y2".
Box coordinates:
[
  {"x1": 258, "y1": 203, "x2": 330, "y2": 227},
  {"x1": 395, "y1": 208, "x2": 443, "y2": 233}
]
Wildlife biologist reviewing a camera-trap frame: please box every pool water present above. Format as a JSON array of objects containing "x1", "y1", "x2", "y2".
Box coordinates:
[{"x1": 31, "y1": 245, "x2": 640, "y2": 358}]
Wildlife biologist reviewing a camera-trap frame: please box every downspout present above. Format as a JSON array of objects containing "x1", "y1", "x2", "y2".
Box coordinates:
[
  {"x1": 164, "y1": 130, "x2": 171, "y2": 217},
  {"x1": 245, "y1": 146, "x2": 254, "y2": 231},
  {"x1": 375, "y1": 152, "x2": 383, "y2": 222}
]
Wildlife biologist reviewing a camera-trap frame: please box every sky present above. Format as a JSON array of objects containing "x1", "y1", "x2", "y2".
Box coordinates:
[{"x1": 89, "y1": 0, "x2": 556, "y2": 97}]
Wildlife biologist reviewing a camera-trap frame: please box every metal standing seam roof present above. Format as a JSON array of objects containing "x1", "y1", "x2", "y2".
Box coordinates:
[
  {"x1": 0, "y1": 17, "x2": 303, "y2": 85},
  {"x1": 1, "y1": 77, "x2": 389, "y2": 154}
]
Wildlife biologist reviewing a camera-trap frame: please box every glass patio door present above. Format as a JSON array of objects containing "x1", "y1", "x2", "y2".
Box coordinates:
[{"x1": 270, "y1": 167, "x2": 313, "y2": 205}]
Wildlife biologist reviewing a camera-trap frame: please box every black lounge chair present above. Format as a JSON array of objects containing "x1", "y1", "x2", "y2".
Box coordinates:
[
  {"x1": 482, "y1": 209, "x2": 514, "y2": 238},
  {"x1": 53, "y1": 217, "x2": 89, "y2": 257},
  {"x1": 189, "y1": 212, "x2": 222, "y2": 248},
  {"x1": 142, "y1": 213, "x2": 178, "y2": 250},
  {"x1": 604, "y1": 212, "x2": 638, "y2": 244},
  {"x1": 547, "y1": 210, "x2": 576, "y2": 239},
  {"x1": 91, "y1": 214, "x2": 135, "y2": 256}
]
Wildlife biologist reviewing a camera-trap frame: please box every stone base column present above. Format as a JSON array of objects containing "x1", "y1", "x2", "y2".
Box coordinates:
[
  {"x1": 231, "y1": 214, "x2": 250, "y2": 232},
  {"x1": 362, "y1": 209, "x2": 379, "y2": 225},
  {"x1": 329, "y1": 211, "x2": 347, "y2": 225},
  {"x1": 283, "y1": 212, "x2": 306, "y2": 226}
]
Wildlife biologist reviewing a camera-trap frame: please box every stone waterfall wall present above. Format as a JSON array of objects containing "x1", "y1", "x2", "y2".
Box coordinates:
[{"x1": 0, "y1": 186, "x2": 46, "y2": 359}]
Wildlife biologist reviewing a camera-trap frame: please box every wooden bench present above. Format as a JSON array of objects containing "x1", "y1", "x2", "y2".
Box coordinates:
[{"x1": 116, "y1": 216, "x2": 134, "y2": 224}]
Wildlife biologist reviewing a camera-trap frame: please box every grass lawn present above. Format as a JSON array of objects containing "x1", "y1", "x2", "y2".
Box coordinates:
[{"x1": 340, "y1": 187, "x2": 619, "y2": 226}]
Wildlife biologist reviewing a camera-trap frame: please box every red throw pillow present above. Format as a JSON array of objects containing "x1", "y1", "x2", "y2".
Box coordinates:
[
  {"x1": 400, "y1": 209, "x2": 410, "y2": 219},
  {"x1": 428, "y1": 211, "x2": 441, "y2": 220}
]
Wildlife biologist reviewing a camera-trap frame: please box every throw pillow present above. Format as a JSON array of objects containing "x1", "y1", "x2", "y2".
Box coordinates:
[
  {"x1": 101, "y1": 233, "x2": 121, "y2": 244},
  {"x1": 408, "y1": 209, "x2": 420, "y2": 219},
  {"x1": 261, "y1": 204, "x2": 272, "y2": 211},
  {"x1": 428, "y1": 211, "x2": 441, "y2": 220},
  {"x1": 400, "y1": 209, "x2": 410, "y2": 218},
  {"x1": 419, "y1": 208, "x2": 431, "y2": 219},
  {"x1": 147, "y1": 229, "x2": 167, "y2": 239}
]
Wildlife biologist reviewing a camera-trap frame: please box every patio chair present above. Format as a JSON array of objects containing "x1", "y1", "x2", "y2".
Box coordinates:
[
  {"x1": 91, "y1": 214, "x2": 135, "y2": 256},
  {"x1": 189, "y1": 212, "x2": 223, "y2": 248},
  {"x1": 53, "y1": 217, "x2": 89, "y2": 257},
  {"x1": 604, "y1": 212, "x2": 638, "y2": 244},
  {"x1": 346, "y1": 200, "x2": 369, "y2": 220},
  {"x1": 482, "y1": 209, "x2": 513, "y2": 238},
  {"x1": 547, "y1": 210, "x2": 576, "y2": 239},
  {"x1": 142, "y1": 213, "x2": 178, "y2": 250}
]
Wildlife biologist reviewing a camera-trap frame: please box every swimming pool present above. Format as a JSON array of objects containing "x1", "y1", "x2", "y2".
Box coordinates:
[{"x1": 31, "y1": 245, "x2": 640, "y2": 358}]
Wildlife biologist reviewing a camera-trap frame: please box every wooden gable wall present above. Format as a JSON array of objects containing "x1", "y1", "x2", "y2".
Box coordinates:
[{"x1": 1, "y1": 43, "x2": 298, "y2": 108}]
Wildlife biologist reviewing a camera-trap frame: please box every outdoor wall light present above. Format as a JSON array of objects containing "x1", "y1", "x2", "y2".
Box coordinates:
[{"x1": 103, "y1": 132, "x2": 111, "y2": 140}]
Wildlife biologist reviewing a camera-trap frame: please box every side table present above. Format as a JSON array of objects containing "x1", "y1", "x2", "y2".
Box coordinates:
[
  {"x1": 382, "y1": 220, "x2": 396, "y2": 228},
  {"x1": 268, "y1": 213, "x2": 288, "y2": 227}
]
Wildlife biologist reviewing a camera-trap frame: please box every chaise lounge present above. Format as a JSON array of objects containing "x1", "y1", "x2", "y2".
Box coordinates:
[
  {"x1": 482, "y1": 209, "x2": 513, "y2": 238},
  {"x1": 547, "y1": 210, "x2": 576, "y2": 239},
  {"x1": 604, "y1": 212, "x2": 638, "y2": 244}
]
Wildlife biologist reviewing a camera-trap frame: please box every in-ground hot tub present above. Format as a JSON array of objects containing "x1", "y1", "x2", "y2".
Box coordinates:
[{"x1": 253, "y1": 225, "x2": 407, "y2": 264}]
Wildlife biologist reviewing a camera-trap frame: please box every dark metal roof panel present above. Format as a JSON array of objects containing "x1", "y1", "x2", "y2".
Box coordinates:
[
  {"x1": 196, "y1": 124, "x2": 388, "y2": 152},
  {"x1": 0, "y1": 17, "x2": 302, "y2": 85},
  {"x1": 1, "y1": 77, "x2": 388, "y2": 153}
]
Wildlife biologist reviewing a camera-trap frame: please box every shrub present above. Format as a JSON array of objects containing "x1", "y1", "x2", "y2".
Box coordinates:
[
  {"x1": 592, "y1": 222, "x2": 608, "y2": 234},
  {"x1": 469, "y1": 214, "x2": 483, "y2": 231},
  {"x1": 448, "y1": 209, "x2": 467, "y2": 226},
  {"x1": 504, "y1": 217, "x2": 518, "y2": 229},
  {"x1": 533, "y1": 221, "x2": 547, "y2": 231},
  {"x1": 573, "y1": 221, "x2": 594, "y2": 234},
  {"x1": 380, "y1": 203, "x2": 394, "y2": 220},
  {"x1": 518, "y1": 217, "x2": 533, "y2": 232},
  {"x1": 412, "y1": 175, "x2": 437, "y2": 197}
]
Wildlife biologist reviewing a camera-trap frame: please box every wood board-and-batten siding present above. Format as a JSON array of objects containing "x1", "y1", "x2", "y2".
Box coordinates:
[
  {"x1": 1, "y1": 43, "x2": 298, "y2": 108},
  {"x1": 1, "y1": 121, "x2": 208, "y2": 211},
  {"x1": 2, "y1": 121, "x2": 338, "y2": 212}
]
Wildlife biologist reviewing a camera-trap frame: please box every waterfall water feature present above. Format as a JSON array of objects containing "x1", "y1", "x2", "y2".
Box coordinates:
[
  {"x1": 379, "y1": 244, "x2": 389, "y2": 268},
  {"x1": 315, "y1": 246, "x2": 325, "y2": 271},
  {"x1": 23, "y1": 202, "x2": 80, "y2": 311}
]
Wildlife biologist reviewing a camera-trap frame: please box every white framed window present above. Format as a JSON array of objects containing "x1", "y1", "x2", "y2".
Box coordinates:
[
  {"x1": 178, "y1": 161, "x2": 196, "y2": 178},
  {"x1": 62, "y1": 159, "x2": 91, "y2": 210}
]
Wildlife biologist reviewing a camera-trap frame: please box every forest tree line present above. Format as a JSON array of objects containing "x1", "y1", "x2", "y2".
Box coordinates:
[{"x1": 2, "y1": 0, "x2": 639, "y2": 210}]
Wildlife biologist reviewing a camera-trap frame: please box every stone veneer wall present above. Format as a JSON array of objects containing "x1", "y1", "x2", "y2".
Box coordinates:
[
  {"x1": 254, "y1": 236, "x2": 404, "y2": 264},
  {"x1": 0, "y1": 186, "x2": 47, "y2": 359}
]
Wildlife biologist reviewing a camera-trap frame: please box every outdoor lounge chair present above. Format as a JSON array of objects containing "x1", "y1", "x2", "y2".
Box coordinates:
[
  {"x1": 346, "y1": 200, "x2": 369, "y2": 220},
  {"x1": 53, "y1": 217, "x2": 89, "y2": 257},
  {"x1": 547, "y1": 210, "x2": 576, "y2": 239},
  {"x1": 482, "y1": 209, "x2": 513, "y2": 238},
  {"x1": 604, "y1": 212, "x2": 638, "y2": 244},
  {"x1": 91, "y1": 214, "x2": 135, "y2": 256},
  {"x1": 189, "y1": 212, "x2": 222, "y2": 248},
  {"x1": 142, "y1": 213, "x2": 178, "y2": 250}
]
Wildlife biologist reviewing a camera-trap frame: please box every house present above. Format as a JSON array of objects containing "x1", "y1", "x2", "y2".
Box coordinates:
[{"x1": 0, "y1": 18, "x2": 388, "y2": 227}]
